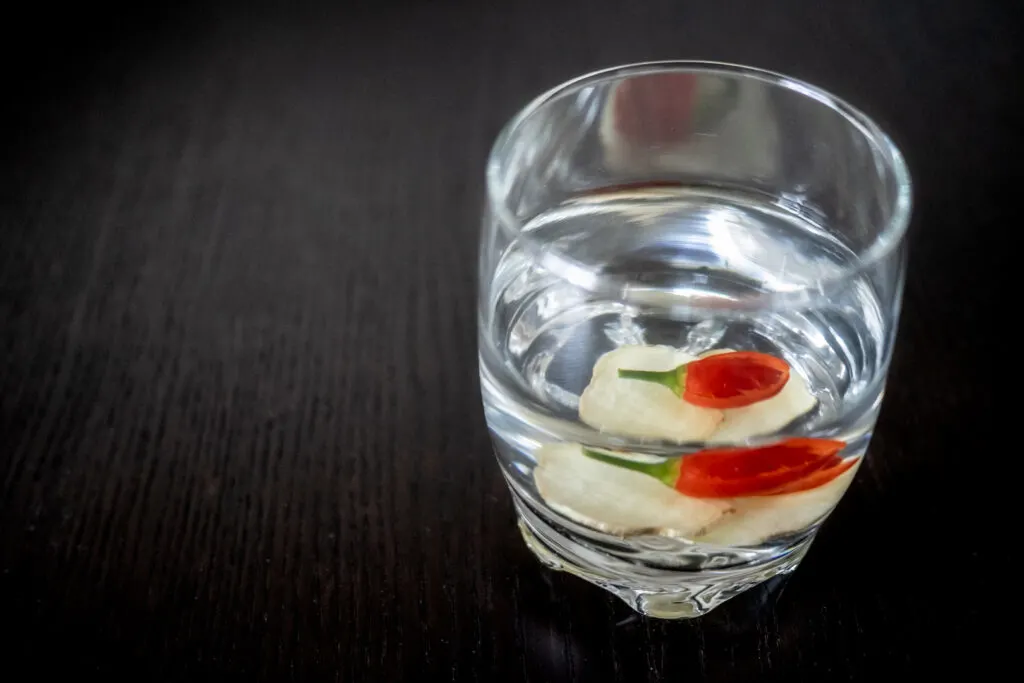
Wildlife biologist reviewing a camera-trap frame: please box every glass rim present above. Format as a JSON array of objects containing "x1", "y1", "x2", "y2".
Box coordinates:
[{"x1": 485, "y1": 60, "x2": 913, "y2": 305}]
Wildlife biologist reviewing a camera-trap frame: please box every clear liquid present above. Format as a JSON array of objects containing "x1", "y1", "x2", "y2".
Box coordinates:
[{"x1": 480, "y1": 187, "x2": 889, "y2": 554}]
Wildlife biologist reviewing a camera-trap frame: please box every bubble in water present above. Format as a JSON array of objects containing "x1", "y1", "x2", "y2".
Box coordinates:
[
  {"x1": 683, "y1": 319, "x2": 729, "y2": 354},
  {"x1": 604, "y1": 312, "x2": 646, "y2": 346}
]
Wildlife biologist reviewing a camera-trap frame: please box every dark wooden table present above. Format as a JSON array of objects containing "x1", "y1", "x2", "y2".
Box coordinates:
[{"x1": 2, "y1": 1, "x2": 1010, "y2": 679}]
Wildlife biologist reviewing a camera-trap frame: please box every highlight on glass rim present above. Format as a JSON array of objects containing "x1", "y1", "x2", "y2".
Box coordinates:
[{"x1": 478, "y1": 61, "x2": 911, "y2": 619}]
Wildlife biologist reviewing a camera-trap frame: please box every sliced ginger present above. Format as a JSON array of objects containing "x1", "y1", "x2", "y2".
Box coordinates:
[
  {"x1": 580, "y1": 345, "x2": 817, "y2": 443},
  {"x1": 534, "y1": 443, "x2": 730, "y2": 538},
  {"x1": 695, "y1": 461, "x2": 860, "y2": 546},
  {"x1": 532, "y1": 344, "x2": 849, "y2": 545},
  {"x1": 578, "y1": 345, "x2": 723, "y2": 442}
]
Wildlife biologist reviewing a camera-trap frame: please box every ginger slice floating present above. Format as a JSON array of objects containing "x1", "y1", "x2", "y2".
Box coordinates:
[
  {"x1": 534, "y1": 443, "x2": 731, "y2": 538},
  {"x1": 578, "y1": 345, "x2": 723, "y2": 442},
  {"x1": 601, "y1": 345, "x2": 818, "y2": 442},
  {"x1": 542, "y1": 344, "x2": 850, "y2": 544},
  {"x1": 694, "y1": 461, "x2": 861, "y2": 546},
  {"x1": 711, "y1": 362, "x2": 817, "y2": 442}
]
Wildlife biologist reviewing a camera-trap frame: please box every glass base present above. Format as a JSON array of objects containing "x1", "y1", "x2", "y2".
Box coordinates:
[{"x1": 513, "y1": 492, "x2": 813, "y2": 619}]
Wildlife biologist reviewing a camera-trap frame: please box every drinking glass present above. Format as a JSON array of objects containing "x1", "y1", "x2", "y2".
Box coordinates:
[{"x1": 478, "y1": 62, "x2": 911, "y2": 618}]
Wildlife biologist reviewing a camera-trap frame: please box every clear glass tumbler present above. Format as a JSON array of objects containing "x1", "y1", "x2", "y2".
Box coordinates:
[{"x1": 478, "y1": 62, "x2": 911, "y2": 618}]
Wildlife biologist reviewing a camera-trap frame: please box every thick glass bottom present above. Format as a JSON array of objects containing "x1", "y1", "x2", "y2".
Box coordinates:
[{"x1": 512, "y1": 488, "x2": 813, "y2": 619}]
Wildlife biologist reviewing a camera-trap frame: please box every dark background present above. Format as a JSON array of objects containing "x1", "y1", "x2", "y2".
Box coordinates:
[{"x1": 1, "y1": 1, "x2": 1012, "y2": 680}]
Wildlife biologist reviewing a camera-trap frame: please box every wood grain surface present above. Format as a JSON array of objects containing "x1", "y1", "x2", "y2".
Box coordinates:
[{"x1": 2, "y1": 1, "x2": 1011, "y2": 680}]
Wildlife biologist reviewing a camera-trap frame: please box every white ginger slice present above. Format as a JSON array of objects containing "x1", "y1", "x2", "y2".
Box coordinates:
[
  {"x1": 695, "y1": 461, "x2": 860, "y2": 547},
  {"x1": 578, "y1": 345, "x2": 722, "y2": 442},
  {"x1": 534, "y1": 443, "x2": 730, "y2": 538},
  {"x1": 711, "y1": 368, "x2": 818, "y2": 442},
  {"x1": 687, "y1": 348, "x2": 817, "y2": 443}
]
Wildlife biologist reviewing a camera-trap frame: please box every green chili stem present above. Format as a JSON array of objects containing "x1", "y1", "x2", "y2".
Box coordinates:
[
  {"x1": 581, "y1": 448, "x2": 680, "y2": 487},
  {"x1": 616, "y1": 364, "x2": 688, "y2": 397}
]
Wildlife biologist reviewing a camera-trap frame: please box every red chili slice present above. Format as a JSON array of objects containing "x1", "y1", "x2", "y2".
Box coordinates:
[
  {"x1": 674, "y1": 438, "x2": 846, "y2": 498},
  {"x1": 683, "y1": 351, "x2": 790, "y2": 409},
  {"x1": 617, "y1": 351, "x2": 791, "y2": 409},
  {"x1": 759, "y1": 457, "x2": 859, "y2": 496}
]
